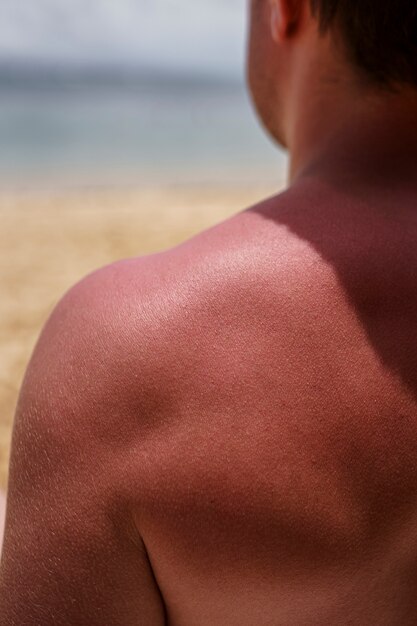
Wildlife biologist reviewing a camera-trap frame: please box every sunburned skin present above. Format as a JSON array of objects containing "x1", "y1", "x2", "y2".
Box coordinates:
[
  {"x1": 130, "y1": 180, "x2": 417, "y2": 625},
  {"x1": 0, "y1": 491, "x2": 5, "y2": 557},
  {"x1": 1, "y1": 0, "x2": 417, "y2": 622},
  {"x1": 0, "y1": 172, "x2": 416, "y2": 625}
]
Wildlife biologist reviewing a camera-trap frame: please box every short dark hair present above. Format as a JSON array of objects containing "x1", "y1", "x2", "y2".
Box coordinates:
[{"x1": 310, "y1": 0, "x2": 417, "y2": 88}]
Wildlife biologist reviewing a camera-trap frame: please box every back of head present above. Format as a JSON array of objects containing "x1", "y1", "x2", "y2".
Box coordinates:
[{"x1": 310, "y1": 0, "x2": 417, "y2": 89}]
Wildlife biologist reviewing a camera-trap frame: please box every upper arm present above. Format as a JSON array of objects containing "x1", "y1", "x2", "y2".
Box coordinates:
[{"x1": 0, "y1": 266, "x2": 167, "y2": 625}]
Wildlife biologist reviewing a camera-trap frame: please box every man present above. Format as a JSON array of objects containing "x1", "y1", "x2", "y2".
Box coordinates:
[{"x1": 1, "y1": 0, "x2": 416, "y2": 623}]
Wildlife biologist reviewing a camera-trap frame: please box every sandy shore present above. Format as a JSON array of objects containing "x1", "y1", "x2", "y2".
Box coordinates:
[{"x1": 0, "y1": 184, "x2": 277, "y2": 489}]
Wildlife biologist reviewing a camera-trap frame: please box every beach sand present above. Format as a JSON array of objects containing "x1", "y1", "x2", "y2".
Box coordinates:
[{"x1": 0, "y1": 184, "x2": 277, "y2": 490}]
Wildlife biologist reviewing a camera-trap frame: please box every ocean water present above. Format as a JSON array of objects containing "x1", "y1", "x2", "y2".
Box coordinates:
[{"x1": 0, "y1": 69, "x2": 288, "y2": 188}]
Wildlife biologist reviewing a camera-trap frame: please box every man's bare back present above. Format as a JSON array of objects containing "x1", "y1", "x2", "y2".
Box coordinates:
[
  {"x1": 1, "y1": 175, "x2": 416, "y2": 624},
  {"x1": 126, "y1": 180, "x2": 417, "y2": 625}
]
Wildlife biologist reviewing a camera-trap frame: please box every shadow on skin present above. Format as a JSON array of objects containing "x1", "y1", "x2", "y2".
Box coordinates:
[{"x1": 252, "y1": 184, "x2": 417, "y2": 404}]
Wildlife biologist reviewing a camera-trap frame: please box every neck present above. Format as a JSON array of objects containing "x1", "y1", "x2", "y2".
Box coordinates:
[{"x1": 287, "y1": 77, "x2": 417, "y2": 189}]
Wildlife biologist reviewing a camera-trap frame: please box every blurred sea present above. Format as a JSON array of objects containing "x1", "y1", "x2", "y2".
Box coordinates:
[{"x1": 0, "y1": 64, "x2": 288, "y2": 189}]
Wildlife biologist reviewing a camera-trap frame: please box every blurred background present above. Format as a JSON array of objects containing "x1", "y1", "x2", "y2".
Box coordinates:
[
  {"x1": 0, "y1": 0, "x2": 288, "y2": 488},
  {"x1": 0, "y1": 0, "x2": 287, "y2": 187}
]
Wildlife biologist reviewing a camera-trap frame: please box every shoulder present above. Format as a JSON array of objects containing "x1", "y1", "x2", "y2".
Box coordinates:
[
  {"x1": 1, "y1": 253, "x2": 182, "y2": 622},
  {"x1": 1, "y1": 258, "x2": 170, "y2": 625},
  {"x1": 18, "y1": 253, "x2": 180, "y2": 441},
  {"x1": 20, "y1": 188, "x2": 319, "y2": 438}
]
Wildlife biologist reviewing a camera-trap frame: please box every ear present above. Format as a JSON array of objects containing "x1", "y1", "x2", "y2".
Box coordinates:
[{"x1": 269, "y1": 0, "x2": 302, "y2": 42}]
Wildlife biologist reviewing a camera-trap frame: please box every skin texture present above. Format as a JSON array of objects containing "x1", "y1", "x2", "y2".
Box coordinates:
[
  {"x1": 1, "y1": 0, "x2": 417, "y2": 624},
  {"x1": 0, "y1": 491, "x2": 5, "y2": 557}
]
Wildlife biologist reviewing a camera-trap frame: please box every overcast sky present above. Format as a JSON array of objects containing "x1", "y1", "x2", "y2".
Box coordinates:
[{"x1": 0, "y1": 0, "x2": 248, "y2": 77}]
